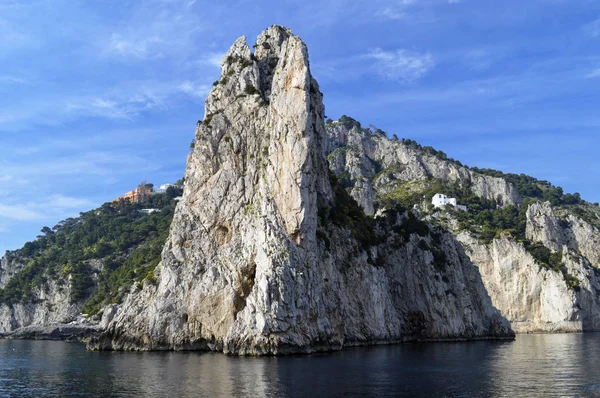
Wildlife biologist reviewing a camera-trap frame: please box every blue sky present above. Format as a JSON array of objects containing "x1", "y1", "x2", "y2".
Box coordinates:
[{"x1": 2, "y1": 0, "x2": 600, "y2": 254}]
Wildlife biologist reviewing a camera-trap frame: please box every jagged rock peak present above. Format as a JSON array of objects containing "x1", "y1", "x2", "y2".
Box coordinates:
[
  {"x1": 88, "y1": 26, "x2": 512, "y2": 355},
  {"x1": 89, "y1": 25, "x2": 338, "y2": 353}
]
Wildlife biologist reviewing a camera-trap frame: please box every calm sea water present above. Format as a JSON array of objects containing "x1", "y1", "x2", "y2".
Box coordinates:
[{"x1": 1, "y1": 334, "x2": 600, "y2": 397}]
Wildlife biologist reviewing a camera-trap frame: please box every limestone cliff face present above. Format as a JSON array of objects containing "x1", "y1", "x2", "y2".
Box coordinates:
[
  {"x1": 0, "y1": 253, "x2": 99, "y2": 333},
  {"x1": 454, "y1": 202, "x2": 600, "y2": 333},
  {"x1": 325, "y1": 120, "x2": 600, "y2": 334},
  {"x1": 90, "y1": 26, "x2": 512, "y2": 354},
  {"x1": 457, "y1": 234, "x2": 599, "y2": 333},
  {"x1": 0, "y1": 279, "x2": 80, "y2": 333},
  {"x1": 526, "y1": 201, "x2": 600, "y2": 267},
  {"x1": 0, "y1": 254, "x2": 24, "y2": 289},
  {"x1": 326, "y1": 123, "x2": 521, "y2": 215}
]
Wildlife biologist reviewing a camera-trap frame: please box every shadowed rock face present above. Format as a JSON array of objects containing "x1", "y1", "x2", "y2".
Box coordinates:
[{"x1": 89, "y1": 25, "x2": 513, "y2": 355}]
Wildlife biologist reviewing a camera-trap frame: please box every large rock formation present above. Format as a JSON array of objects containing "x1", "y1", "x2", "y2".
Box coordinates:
[
  {"x1": 526, "y1": 201, "x2": 600, "y2": 267},
  {"x1": 326, "y1": 122, "x2": 521, "y2": 215},
  {"x1": 90, "y1": 26, "x2": 512, "y2": 354},
  {"x1": 458, "y1": 233, "x2": 600, "y2": 333},
  {"x1": 325, "y1": 118, "x2": 600, "y2": 335},
  {"x1": 0, "y1": 254, "x2": 24, "y2": 289},
  {"x1": 0, "y1": 253, "x2": 99, "y2": 334}
]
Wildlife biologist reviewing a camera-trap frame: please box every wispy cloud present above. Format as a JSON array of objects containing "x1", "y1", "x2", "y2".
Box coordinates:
[
  {"x1": 196, "y1": 51, "x2": 225, "y2": 68},
  {"x1": 0, "y1": 74, "x2": 31, "y2": 85},
  {"x1": 178, "y1": 80, "x2": 210, "y2": 98},
  {"x1": 376, "y1": 7, "x2": 408, "y2": 20},
  {"x1": 586, "y1": 68, "x2": 600, "y2": 79},
  {"x1": 365, "y1": 48, "x2": 435, "y2": 82},
  {"x1": 100, "y1": 0, "x2": 204, "y2": 61},
  {"x1": 46, "y1": 194, "x2": 94, "y2": 210},
  {"x1": 107, "y1": 34, "x2": 165, "y2": 59},
  {"x1": 66, "y1": 93, "x2": 165, "y2": 120},
  {"x1": 375, "y1": 0, "x2": 416, "y2": 20},
  {"x1": 584, "y1": 17, "x2": 600, "y2": 38},
  {"x1": 0, "y1": 17, "x2": 35, "y2": 51},
  {"x1": 0, "y1": 203, "x2": 42, "y2": 221}
]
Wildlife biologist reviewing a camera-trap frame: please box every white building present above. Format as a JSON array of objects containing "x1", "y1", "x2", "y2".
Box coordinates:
[
  {"x1": 155, "y1": 184, "x2": 175, "y2": 194},
  {"x1": 139, "y1": 208, "x2": 160, "y2": 214},
  {"x1": 432, "y1": 193, "x2": 467, "y2": 211}
]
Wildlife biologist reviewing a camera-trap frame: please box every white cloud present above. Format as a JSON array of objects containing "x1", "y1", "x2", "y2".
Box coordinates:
[
  {"x1": 376, "y1": 7, "x2": 408, "y2": 20},
  {"x1": 66, "y1": 92, "x2": 165, "y2": 120},
  {"x1": 584, "y1": 17, "x2": 600, "y2": 38},
  {"x1": 178, "y1": 80, "x2": 210, "y2": 98},
  {"x1": 375, "y1": 0, "x2": 416, "y2": 20},
  {"x1": 365, "y1": 48, "x2": 435, "y2": 82},
  {"x1": 0, "y1": 74, "x2": 31, "y2": 85},
  {"x1": 100, "y1": 0, "x2": 204, "y2": 61},
  {"x1": 0, "y1": 17, "x2": 35, "y2": 51},
  {"x1": 107, "y1": 34, "x2": 165, "y2": 59},
  {"x1": 448, "y1": 0, "x2": 461, "y2": 3},
  {"x1": 586, "y1": 69, "x2": 600, "y2": 79},
  {"x1": 197, "y1": 52, "x2": 225, "y2": 68},
  {"x1": 47, "y1": 194, "x2": 93, "y2": 210},
  {"x1": 0, "y1": 203, "x2": 42, "y2": 221}
]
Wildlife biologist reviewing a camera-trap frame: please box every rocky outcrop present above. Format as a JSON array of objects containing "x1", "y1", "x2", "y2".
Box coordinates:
[
  {"x1": 1, "y1": 314, "x2": 101, "y2": 341},
  {"x1": 0, "y1": 279, "x2": 81, "y2": 333},
  {"x1": 527, "y1": 201, "x2": 600, "y2": 267},
  {"x1": 90, "y1": 26, "x2": 513, "y2": 354},
  {"x1": 0, "y1": 255, "x2": 104, "y2": 336},
  {"x1": 455, "y1": 201, "x2": 600, "y2": 333},
  {"x1": 459, "y1": 234, "x2": 591, "y2": 333},
  {"x1": 0, "y1": 253, "x2": 24, "y2": 289},
  {"x1": 326, "y1": 123, "x2": 521, "y2": 214}
]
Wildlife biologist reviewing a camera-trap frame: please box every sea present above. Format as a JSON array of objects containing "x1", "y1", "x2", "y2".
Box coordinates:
[{"x1": 1, "y1": 333, "x2": 600, "y2": 397}]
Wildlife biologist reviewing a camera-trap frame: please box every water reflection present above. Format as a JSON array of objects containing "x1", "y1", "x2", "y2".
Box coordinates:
[{"x1": 2, "y1": 334, "x2": 600, "y2": 397}]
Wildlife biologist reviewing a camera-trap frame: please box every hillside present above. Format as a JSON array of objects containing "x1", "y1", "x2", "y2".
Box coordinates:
[
  {"x1": 0, "y1": 186, "x2": 182, "y2": 335},
  {"x1": 326, "y1": 116, "x2": 600, "y2": 332}
]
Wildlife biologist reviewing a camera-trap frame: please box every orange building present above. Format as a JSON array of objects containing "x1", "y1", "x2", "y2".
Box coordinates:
[{"x1": 115, "y1": 185, "x2": 153, "y2": 203}]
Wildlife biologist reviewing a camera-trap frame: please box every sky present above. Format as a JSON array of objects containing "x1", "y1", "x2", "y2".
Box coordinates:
[{"x1": 2, "y1": 0, "x2": 600, "y2": 254}]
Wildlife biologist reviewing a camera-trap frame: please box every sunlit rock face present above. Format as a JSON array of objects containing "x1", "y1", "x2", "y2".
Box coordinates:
[
  {"x1": 325, "y1": 123, "x2": 521, "y2": 216},
  {"x1": 90, "y1": 25, "x2": 513, "y2": 355},
  {"x1": 325, "y1": 118, "x2": 600, "y2": 334}
]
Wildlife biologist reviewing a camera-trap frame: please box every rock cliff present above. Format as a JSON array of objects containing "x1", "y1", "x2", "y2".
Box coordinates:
[
  {"x1": 0, "y1": 279, "x2": 81, "y2": 333},
  {"x1": 457, "y1": 232, "x2": 600, "y2": 333},
  {"x1": 0, "y1": 253, "x2": 98, "y2": 334},
  {"x1": 0, "y1": 254, "x2": 24, "y2": 289},
  {"x1": 90, "y1": 26, "x2": 513, "y2": 354},
  {"x1": 326, "y1": 122, "x2": 521, "y2": 215},
  {"x1": 324, "y1": 118, "x2": 600, "y2": 335},
  {"x1": 5, "y1": 25, "x2": 597, "y2": 349}
]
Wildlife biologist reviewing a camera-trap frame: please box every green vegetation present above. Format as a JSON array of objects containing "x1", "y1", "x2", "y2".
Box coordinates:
[
  {"x1": 380, "y1": 206, "x2": 448, "y2": 270},
  {"x1": 0, "y1": 187, "x2": 183, "y2": 313},
  {"x1": 376, "y1": 177, "x2": 578, "y2": 282},
  {"x1": 401, "y1": 138, "x2": 463, "y2": 167},
  {"x1": 225, "y1": 54, "x2": 253, "y2": 68},
  {"x1": 325, "y1": 172, "x2": 378, "y2": 249},
  {"x1": 328, "y1": 117, "x2": 593, "y2": 288},
  {"x1": 471, "y1": 167, "x2": 584, "y2": 207},
  {"x1": 245, "y1": 84, "x2": 260, "y2": 95},
  {"x1": 338, "y1": 115, "x2": 362, "y2": 130}
]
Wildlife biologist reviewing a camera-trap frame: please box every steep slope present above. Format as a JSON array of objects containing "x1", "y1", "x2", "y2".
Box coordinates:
[
  {"x1": 90, "y1": 26, "x2": 512, "y2": 354},
  {"x1": 0, "y1": 190, "x2": 180, "y2": 336},
  {"x1": 326, "y1": 118, "x2": 521, "y2": 215},
  {"x1": 326, "y1": 118, "x2": 600, "y2": 333}
]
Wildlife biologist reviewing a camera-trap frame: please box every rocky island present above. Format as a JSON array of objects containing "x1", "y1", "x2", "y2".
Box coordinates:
[{"x1": 2, "y1": 26, "x2": 600, "y2": 355}]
